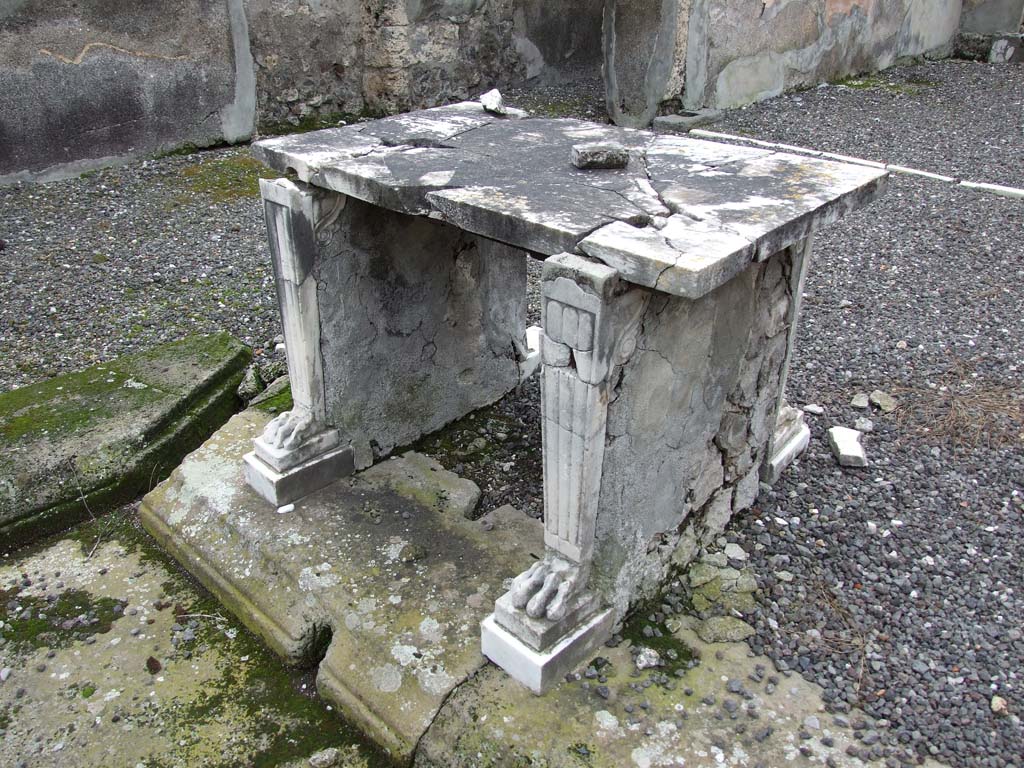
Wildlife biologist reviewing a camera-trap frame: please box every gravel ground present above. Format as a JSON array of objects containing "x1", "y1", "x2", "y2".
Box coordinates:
[
  {"x1": 2, "y1": 59, "x2": 1022, "y2": 768},
  {"x1": 0, "y1": 151, "x2": 282, "y2": 391},
  {"x1": 711, "y1": 59, "x2": 1024, "y2": 768},
  {"x1": 503, "y1": 76, "x2": 609, "y2": 122},
  {"x1": 730, "y1": 176, "x2": 1024, "y2": 768},
  {"x1": 717, "y1": 59, "x2": 1024, "y2": 188}
]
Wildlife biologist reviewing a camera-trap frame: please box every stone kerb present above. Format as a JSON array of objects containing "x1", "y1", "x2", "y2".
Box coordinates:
[{"x1": 0, "y1": 333, "x2": 250, "y2": 550}]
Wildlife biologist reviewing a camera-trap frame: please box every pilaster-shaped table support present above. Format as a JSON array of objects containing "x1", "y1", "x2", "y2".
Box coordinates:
[
  {"x1": 763, "y1": 236, "x2": 814, "y2": 483},
  {"x1": 482, "y1": 254, "x2": 648, "y2": 693},
  {"x1": 244, "y1": 179, "x2": 353, "y2": 506}
]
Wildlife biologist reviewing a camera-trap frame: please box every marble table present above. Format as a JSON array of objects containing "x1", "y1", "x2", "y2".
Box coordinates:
[{"x1": 247, "y1": 101, "x2": 887, "y2": 693}]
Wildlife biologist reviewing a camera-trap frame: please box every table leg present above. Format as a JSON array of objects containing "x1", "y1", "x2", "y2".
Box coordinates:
[
  {"x1": 764, "y1": 236, "x2": 814, "y2": 483},
  {"x1": 243, "y1": 178, "x2": 353, "y2": 505},
  {"x1": 483, "y1": 253, "x2": 647, "y2": 692}
]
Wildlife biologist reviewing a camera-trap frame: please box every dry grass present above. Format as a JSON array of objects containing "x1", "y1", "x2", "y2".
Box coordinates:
[{"x1": 892, "y1": 357, "x2": 1024, "y2": 448}]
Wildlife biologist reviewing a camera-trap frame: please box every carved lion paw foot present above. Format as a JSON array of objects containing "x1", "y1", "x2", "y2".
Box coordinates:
[
  {"x1": 509, "y1": 557, "x2": 583, "y2": 622},
  {"x1": 262, "y1": 409, "x2": 318, "y2": 451}
]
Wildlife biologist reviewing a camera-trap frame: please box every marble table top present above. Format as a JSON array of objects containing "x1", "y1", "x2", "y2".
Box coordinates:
[{"x1": 252, "y1": 102, "x2": 887, "y2": 300}]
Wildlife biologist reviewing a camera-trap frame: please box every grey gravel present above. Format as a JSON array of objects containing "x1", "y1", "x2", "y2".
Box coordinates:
[
  {"x1": 0, "y1": 149, "x2": 281, "y2": 390},
  {"x1": 719, "y1": 59, "x2": 1024, "y2": 188},
  {"x1": 714, "y1": 59, "x2": 1024, "y2": 768}
]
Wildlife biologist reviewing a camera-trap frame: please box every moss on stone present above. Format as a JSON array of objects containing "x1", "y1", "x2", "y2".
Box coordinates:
[
  {"x1": 258, "y1": 111, "x2": 375, "y2": 137},
  {"x1": 0, "y1": 588, "x2": 126, "y2": 653},
  {"x1": 0, "y1": 365, "x2": 164, "y2": 443},
  {"x1": 5, "y1": 505, "x2": 395, "y2": 768},
  {"x1": 619, "y1": 596, "x2": 696, "y2": 677},
  {"x1": 835, "y1": 74, "x2": 936, "y2": 95},
  {"x1": 0, "y1": 334, "x2": 250, "y2": 551},
  {"x1": 412, "y1": 407, "x2": 519, "y2": 468},
  {"x1": 252, "y1": 386, "x2": 294, "y2": 414},
  {"x1": 177, "y1": 153, "x2": 278, "y2": 202}
]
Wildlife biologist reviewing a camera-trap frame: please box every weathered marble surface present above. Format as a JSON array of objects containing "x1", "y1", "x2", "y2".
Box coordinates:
[{"x1": 253, "y1": 102, "x2": 887, "y2": 301}]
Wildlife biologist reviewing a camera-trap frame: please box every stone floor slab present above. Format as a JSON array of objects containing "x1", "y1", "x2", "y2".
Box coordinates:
[
  {"x1": 0, "y1": 333, "x2": 250, "y2": 551},
  {"x1": 0, "y1": 515, "x2": 383, "y2": 768},
  {"x1": 139, "y1": 409, "x2": 545, "y2": 762},
  {"x1": 417, "y1": 615, "x2": 948, "y2": 768}
]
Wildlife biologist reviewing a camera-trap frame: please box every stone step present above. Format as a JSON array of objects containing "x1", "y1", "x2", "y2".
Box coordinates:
[
  {"x1": 0, "y1": 333, "x2": 250, "y2": 550},
  {"x1": 139, "y1": 409, "x2": 544, "y2": 762}
]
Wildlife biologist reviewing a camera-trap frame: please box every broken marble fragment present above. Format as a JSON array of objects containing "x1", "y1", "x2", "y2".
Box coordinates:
[
  {"x1": 571, "y1": 142, "x2": 630, "y2": 170},
  {"x1": 635, "y1": 647, "x2": 662, "y2": 670},
  {"x1": 827, "y1": 426, "x2": 867, "y2": 467},
  {"x1": 869, "y1": 389, "x2": 897, "y2": 413},
  {"x1": 651, "y1": 109, "x2": 722, "y2": 134},
  {"x1": 479, "y1": 89, "x2": 507, "y2": 116},
  {"x1": 723, "y1": 543, "x2": 747, "y2": 561}
]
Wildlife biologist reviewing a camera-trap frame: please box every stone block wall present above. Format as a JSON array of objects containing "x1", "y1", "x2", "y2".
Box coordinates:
[
  {"x1": 251, "y1": 0, "x2": 527, "y2": 126},
  {"x1": 0, "y1": 0, "x2": 530, "y2": 180},
  {"x1": 511, "y1": 0, "x2": 605, "y2": 81},
  {"x1": 2, "y1": 0, "x2": 999, "y2": 178},
  {"x1": 592, "y1": 243, "x2": 800, "y2": 618},
  {"x1": 683, "y1": 0, "x2": 964, "y2": 110},
  {"x1": 0, "y1": 0, "x2": 252, "y2": 180},
  {"x1": 960, "y1": 0, "x2": 1024, "y2": 34}
]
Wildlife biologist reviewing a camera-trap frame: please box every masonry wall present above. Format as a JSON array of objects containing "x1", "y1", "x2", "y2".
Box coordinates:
[
  {"x1": 0, "y1": 0, "x2": 249, "y2": 181},
  {"x1": 684, "y1": 0, "x2": 965, "y2": 110},
  {"x1": 961, "y1": 0, "x2": 1024, "y2": 34},
  {"x1": 0, "y1": 0, "x2": 999, "y2": 179},
  {"x1": 0, "y1": 0, "x2": 534, "y2": 180}
]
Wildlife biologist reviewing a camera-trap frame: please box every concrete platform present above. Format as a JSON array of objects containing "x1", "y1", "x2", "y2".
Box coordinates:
[{"x1": 139, "y1": 409, "x2": 545, "y2": 763}]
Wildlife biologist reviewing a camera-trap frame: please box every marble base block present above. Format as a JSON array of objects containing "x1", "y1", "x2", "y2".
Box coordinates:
[
  {"x1": 243, "y1": 444, "x2": 354, "y2": 506},
  {"x1": 253, "y1": 428, "x2": 341, "y2": 473},
  {"x1": 763, "y1": 406, "x2": 811, "y2": 484},
  {"x1": 492, "y1": 591, "x2": 600, "y2": 653},
  {"x1": 481, "y1": 608, "x2": 615, "y2": 695}
]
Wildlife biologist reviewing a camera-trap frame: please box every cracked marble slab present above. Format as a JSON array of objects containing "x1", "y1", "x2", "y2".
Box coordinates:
[{"x1": 252, "y1": 102, "x2": 887, "y2": 299}]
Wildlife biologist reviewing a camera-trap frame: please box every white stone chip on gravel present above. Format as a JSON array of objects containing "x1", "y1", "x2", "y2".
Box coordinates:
[
  {"x1": 803, "y1": 403, "x2": 824, "y2": 415},
  {"x1": 635, "y1": 647, "x2": 662, "y2": 670},
  {"x1": 724, "y1": 543, "x2": 748, "y2": 561},
  {"x1": 277, "y1": 503, "x2": 295, "y2": 514},
  {"x1": 850, "y1": 393, "x2": 869, "y2": 409},
  {"x1": 827, "y1": 426, "x2": 867, "y2": 467},
  {"x1": 855, "y1": 416, "x2": 875, "y2": 433},
  {"x1": 308, "y1": 747, "x2": 342, "y2": 767},
  {"x1": 869, "y1": 389, "x2": 897, "y2": 413}
]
